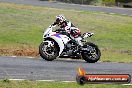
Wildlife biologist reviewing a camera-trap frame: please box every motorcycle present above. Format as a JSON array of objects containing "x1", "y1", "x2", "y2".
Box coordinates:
[{"x1": 39, "y1": 25, "x2": 101, "y2": 63}]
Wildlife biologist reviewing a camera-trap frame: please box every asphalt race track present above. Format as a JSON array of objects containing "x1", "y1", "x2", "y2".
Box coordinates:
[
  {"x1": 0, "y1": 0, "x2": 132, "y2": 83},
  {"x1": 0, "y1": 0, "x2": 132, "y2": 15},
  {"x1": 0, "y1": 56, "x2": 132, "y2": 83}
]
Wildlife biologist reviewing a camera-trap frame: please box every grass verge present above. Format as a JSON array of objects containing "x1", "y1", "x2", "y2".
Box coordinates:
[
  {"x1": 0, "y1": 2, "x2": 132, "y2": 62},
  {"x1": 0, "y1": 80, "x2": 132, "y2": 88}
]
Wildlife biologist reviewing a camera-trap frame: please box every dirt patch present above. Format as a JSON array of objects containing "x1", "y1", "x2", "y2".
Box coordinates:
[
  {"x1": 0, "y1": 47, "x2": 131, "y2": 57},
  {"x1": 0, "y1": 48, "x2": 39, "y2": 57}
]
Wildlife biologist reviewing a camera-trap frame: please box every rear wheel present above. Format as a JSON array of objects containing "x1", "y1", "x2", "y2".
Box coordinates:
[
  {"x1": 81, "y1": 42, "x2": 101, "y2": 63},
  {"x1": 39, "y1": 40, "x2": 59, "y2": 61}
]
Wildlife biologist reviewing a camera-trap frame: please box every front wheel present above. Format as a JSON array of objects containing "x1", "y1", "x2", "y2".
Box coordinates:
[
  {"x1": 39, "y1": 40, "x2": 59, "y2": 61},
  {"x1": 81, "y1": 42, "x2": 101, "y2": 63}
]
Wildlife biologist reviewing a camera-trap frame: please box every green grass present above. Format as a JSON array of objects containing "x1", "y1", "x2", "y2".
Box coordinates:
[
  {"x1": 0, "y1": 80, "x2": 131, "y2": 88},
  {"x1": 0, "y1": 3, "x2": 132, "y2": 62}
]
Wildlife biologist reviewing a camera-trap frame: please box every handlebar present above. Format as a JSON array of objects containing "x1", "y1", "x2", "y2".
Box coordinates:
[{"x1": 56, "y1": 28, "x2": 65, "y2": 31}]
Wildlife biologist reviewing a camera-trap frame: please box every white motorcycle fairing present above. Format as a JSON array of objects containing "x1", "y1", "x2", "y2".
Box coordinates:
[{"x1": 43, "y1": 25, "x2": 71, "y2": 56}]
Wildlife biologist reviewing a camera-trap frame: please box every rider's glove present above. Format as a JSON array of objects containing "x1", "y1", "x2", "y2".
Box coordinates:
[
  {"x1": 71, "y1": 29, "x2": 77, "y2": 34},
  {"x1": 64, "y1": 26, "x2": 70, "y2": 33},
  {"x1": 52, "y1": 22, "x2": 57, "y2": 26}
]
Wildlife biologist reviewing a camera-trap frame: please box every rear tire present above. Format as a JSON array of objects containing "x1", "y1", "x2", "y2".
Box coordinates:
[
  {"x1": 39, "y1": 41, "x2": 59, "y2": 61},
  {"x1": 81, "y1": 42, "x2": 101, "y2": 63}
]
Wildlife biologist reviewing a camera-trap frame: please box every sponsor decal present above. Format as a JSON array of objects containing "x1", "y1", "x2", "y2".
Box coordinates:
[
  {"x1": 76, "y1": 67, "x2": 131, "y2": 85},
  {"x1": 53, "y1": 33, "x2": 61, "y2": 38}
]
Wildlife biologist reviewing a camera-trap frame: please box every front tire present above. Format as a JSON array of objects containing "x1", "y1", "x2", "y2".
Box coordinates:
[
  {"x1": 81, "y1": 42, "x2": 101, "y2": 63},
  {"x1": 39, "y1": 41, "x2": 59, "y2": 61}
]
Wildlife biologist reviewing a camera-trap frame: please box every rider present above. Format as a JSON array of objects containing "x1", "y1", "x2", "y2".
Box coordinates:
[{"x1": 52, "y1": 14, "x2": 83, "y2": 46}]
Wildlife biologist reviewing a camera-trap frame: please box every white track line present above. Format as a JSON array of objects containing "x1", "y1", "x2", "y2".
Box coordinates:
[
  {"x1": 27, "y1": 57, "x2": 35, "y2": 58},
  {"x1": 1, "y1": 79, "x2": 131, "y2": 85},
  {"x1": 123, "y1": 84, "x2": 132, "y2": 86},
  {"x1": 36, "y1": 80, "x2": 55, "y2": 82},
  {"x1": 109, "y1": 13, "x2": 116, "y2": 14},
  {"x1": 9, "y1": 79, "x2": 25, "y2": 81},
  {"x1": 8, "y1": 79, "x2": 74, "y2": 82},
  {"x1": 61, "y1": 81, "x2": 76, "y2": 83},
  {"x1": 11, "y1": 56, "x2": 17, "y2": 57}
]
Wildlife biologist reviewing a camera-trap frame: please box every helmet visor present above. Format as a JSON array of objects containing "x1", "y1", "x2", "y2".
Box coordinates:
[{"x1": 56, "y1": 18, "x2": 61, "y2": 24}]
